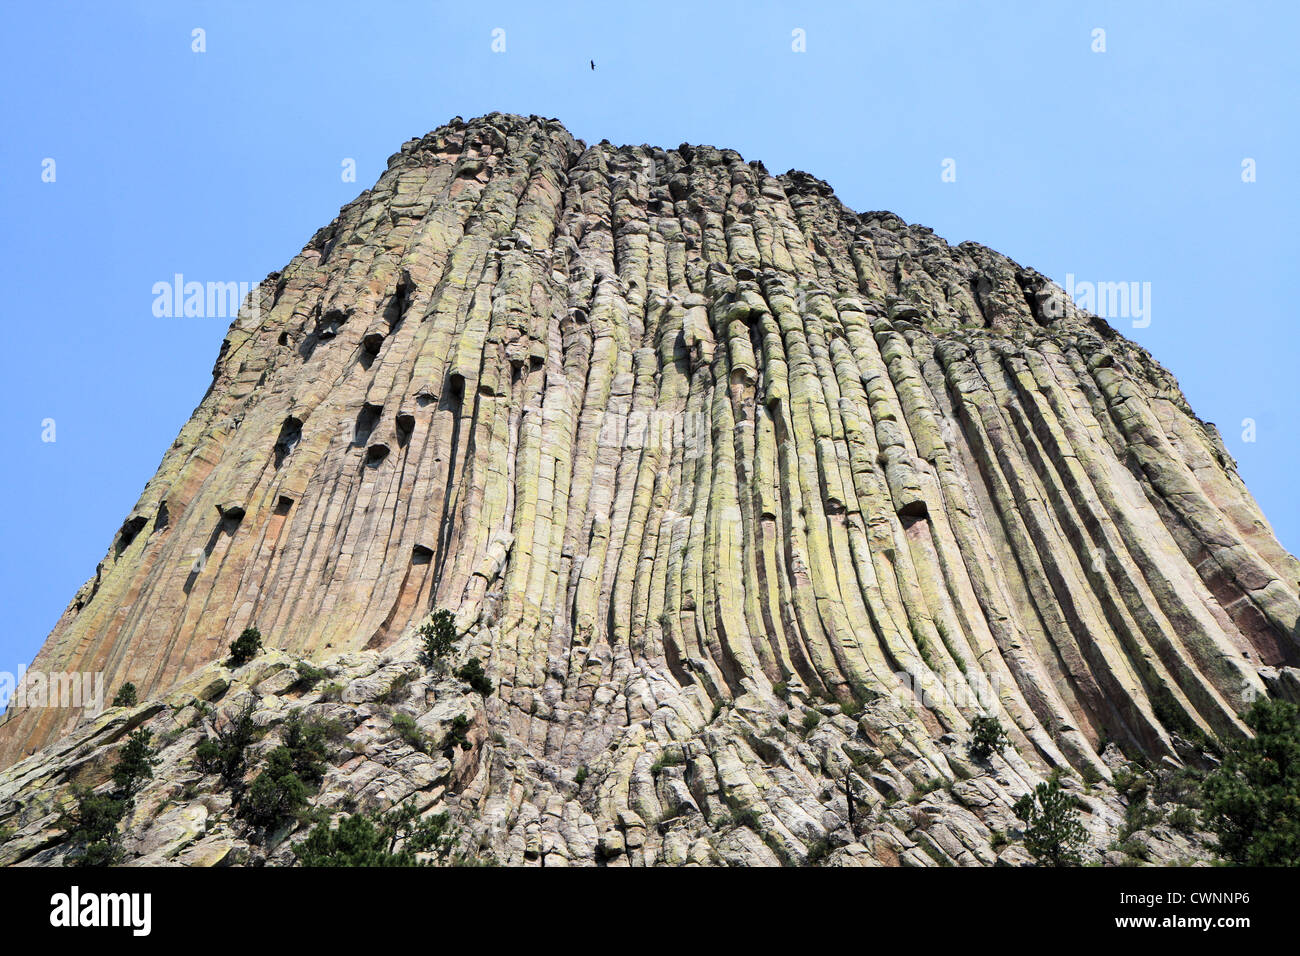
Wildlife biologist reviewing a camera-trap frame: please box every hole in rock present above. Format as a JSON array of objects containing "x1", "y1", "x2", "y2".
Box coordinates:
[
  {"x1": 318, "y1": 308, "x2": 347, "y2": 338},
  {"x1": 273, "y1": 416, "x2": 302, "y2": 468},
  {"x1": 353, "y1": 404, "x2": 382, "y2": 445},
  {"x1": 383, "y1": 281, "x2": 410, "y2": 327},
  {"x1": 218, "y1": 504, "x2": 246, "y2": 526},
  {"x1": 114, "y1": 515, "x2": 148, "y2": 556},
  {"x1": 396, "y1": 413, "x2": 415, "y2": 447},
  {"x1": 897, "y1": 500, "x2": 929, "y2": 521}
]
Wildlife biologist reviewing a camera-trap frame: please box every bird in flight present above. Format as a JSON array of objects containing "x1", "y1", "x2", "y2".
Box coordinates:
[{"x1": 590, "y1": 59, "x2": 595, "y2": 70}]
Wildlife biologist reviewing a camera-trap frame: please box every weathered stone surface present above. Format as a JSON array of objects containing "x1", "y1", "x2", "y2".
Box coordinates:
[{"x1": 0, "y1": 113, "x2": 1296, "y2": 866}]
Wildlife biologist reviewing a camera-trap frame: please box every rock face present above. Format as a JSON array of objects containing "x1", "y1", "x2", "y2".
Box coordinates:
[{"x1": 2, "y1": 112, "x2": 1298, "y2": 866}]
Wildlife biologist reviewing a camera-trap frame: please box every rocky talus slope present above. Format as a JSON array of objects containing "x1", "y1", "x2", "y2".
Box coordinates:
[{"x1": 2, "y1": 113, "x2": 1298, "y2": 866}]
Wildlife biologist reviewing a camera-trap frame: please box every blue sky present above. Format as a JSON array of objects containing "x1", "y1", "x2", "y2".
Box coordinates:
[{"x1": 0, "y1": 0, "x2": 1295, "y2": 672}]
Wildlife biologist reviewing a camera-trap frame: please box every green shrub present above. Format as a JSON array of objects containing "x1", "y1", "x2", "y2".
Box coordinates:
[
  {"x1": 281, "y1": 709, "x2": 339, "y2": 786},
  {"x1": 61, "y1": 728, "x2": 159, "y2": 866},
  {"x1": 292, "y1": 803, "x2": 488, "y2": 867},
  {"x1": 227, "y1": 626, "x2": 263, "y2": 667},
  {"x1": 658, "y1": 803, "x2": 691, "y2": 825},
  {"x1": 969, "y1": 715, "x2": 1009, "y2": 761},
  {"x1": 377, "y1": 671, "x2": 417, "y2": 704},
  {"x1": 1113, "y1": 766, "x2": 1151, "y2": 800},
  {"x1": 1152, "y1": 693, "x2": 1221, "y2": 757},
  {"x1": 59, "y1": 789, "x2": 128, "y2": 867},
  {"x1": 187, "y1": 701, "x2": 214, "y2": 727},
  {"x1": 417, "y1": 609, "x2": 457, "y2": 668},
  {"x1": 1013, "y1": 778, "x2": 1088, "y2": 866},
  {"x1": 574, "y1": 765, "x2": 589, "y2": 786},
  {"x1": 1120, "y1": 793, "x2": 1162, "y2": 841},
  {"x1": 194, "y1": 699, "x2": 259, "y2": 782},
  {"x1": 294, "y1": 663, "x2": 329, "y2": 692},
  {"x1": 237, "y1": 709, "x2": 340, "y2": 831},
  {"x1": 1153, "y1": 766, "x2": 1203, "y2": 807},
  {"x1": 111, "y1": 729, "x2": 158, "y2": 795},
  {"x1": 448, "y1": 714, "x2": 472, "y2": 751},
  {"x1": 1112, "y1": 766, "x2": 1134, "y2": 793},
  {"x1": 731, "y1": 807, "x2": 762, "y2": 830},
  {"x1": 240, "y1": 747, "x2": 310, "y2": 831},
  {"x1": 112, "y1": 683, "x2": 138, "y2": 708},
  {"x1": 651, "y1": 750, "x2": 686, "y2": 776},
  {"x1": 802, "y1": 836, "x2": 832, "y2": 866},
  {"x1": 1168, "y1": 805, "x2": 1198, "y2": 833},
  {"x1": 909, "y1": 620, "x2": 935, "y2": 668},
  {"x1": 802, "y1": 711, "x2": 822, "y2": 733},
  {"x1": 908, "y1": 777, "x2": 944, "y2": 804},
  {"x1": 391, "y1": 712, "x2": 427, "y2": 753},
  {"x1": 1202, "y1": 697, "x2": 1300, "y2": 866},
  {"x1": 456, "y1": 658, "x2": 493, "y2": 696},
  {"x1": 1115, "y1": 836, "x2": 1150, "y2": 861},
  {"x1": 935, "y1": 619, "x2": 967, "y2": 674},
  {"x1": 195, "y1": 740, "x2": 225, "y2": 776},
  {"x1": 713, "y1": 807, "x2": 763, "y2": 831}
]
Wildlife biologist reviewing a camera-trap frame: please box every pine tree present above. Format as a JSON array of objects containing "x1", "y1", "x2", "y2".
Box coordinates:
[
  {"x1": 1202, "y1": 697, "x2": 1300, "y2": 866},
  {"x1": 1013, "y1": 777, "x2": 1088, "y2": 866}
]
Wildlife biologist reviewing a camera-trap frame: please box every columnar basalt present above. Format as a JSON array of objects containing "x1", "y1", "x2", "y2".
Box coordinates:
[{"x1": 1, "y1": 113, "x2": 1296, "y2": 866}]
